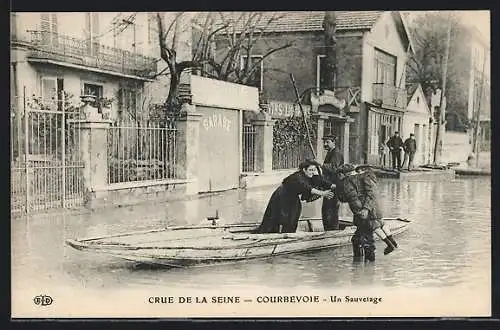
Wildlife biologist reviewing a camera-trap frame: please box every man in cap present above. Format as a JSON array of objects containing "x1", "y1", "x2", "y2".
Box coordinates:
[
  {"x1": 386, "y1": 131, "x2": 404, "y2": 170},
  {"x1": 320, "y1": 135, "x2": 344, "y2": 231},
  {"x1": 336, "y1": 164, "x2": 398, "y2": 262},
  {"x1": 403, "y1": 133, "x2": 417, "y2": 171}
]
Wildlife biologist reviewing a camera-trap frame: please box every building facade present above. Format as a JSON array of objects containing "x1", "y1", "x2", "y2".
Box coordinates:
[
  {"x1": 10, "y1": 12, "x2": 162, "y2": 123},
  {"x1": 206, "y1": 11, "x2": 413, "y2": 164},
  {"x1": 402, "y1": 84, "x2": 435, "y2": 166}
]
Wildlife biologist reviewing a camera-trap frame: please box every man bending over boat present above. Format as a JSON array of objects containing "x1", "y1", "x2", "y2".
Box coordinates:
[
  {"x1": 256, "y1": 159, "x2": 336, "y2": 234},
  {"x1": 336, "y1": 164, "x2": 398, "y2": 262}
]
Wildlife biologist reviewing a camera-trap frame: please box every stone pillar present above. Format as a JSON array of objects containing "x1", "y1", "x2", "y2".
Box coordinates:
[
  {"x1": 71, "y1": 107, "x2": 111, "y2": 207},
  {"x1": 342, "y1": 121, "x2": 350, "y2": 164},
  {"x1": 312, "y1": 113, "x2": 329, "y2": 161},
  {"x1": 176, "y1": 103, "x2": 202, "y2": 194},
  {"x1": 252, "y1": 112, "x2": 275, "y2": 173}
]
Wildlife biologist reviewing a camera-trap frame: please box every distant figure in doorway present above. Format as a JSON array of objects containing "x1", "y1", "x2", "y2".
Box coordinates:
[
  {"x1": 320, "y1": 135, "x2": 344, "y2": 231},
  {"x1": 378, "y1": 141, "x2": 387, "y2": 168},
  {"x1": 256, "y1": 159, "x2": 336, "y2": 234},
  {"x1": 403, "y1": 133, "x2": 417, "y2": 171},
  {"x1": 386, "y1": 132, "x2": 404, "y2": 170},
  {"x1": 336, "y1": 164, "x2": 399, "y2": 262}
]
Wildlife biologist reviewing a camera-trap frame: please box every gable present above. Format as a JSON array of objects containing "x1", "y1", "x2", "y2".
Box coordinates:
[
  {"x1": 367, "y1": 11, "x2": 408, "y2": 55},
  {"x1": 407, "y1": 85, "x2": 430, "y2": 115}
]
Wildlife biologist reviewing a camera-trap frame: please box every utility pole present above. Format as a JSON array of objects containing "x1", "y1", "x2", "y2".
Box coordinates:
[
  {"x1": 433, "y1": 12, "x2": 452, "y2": 164},
  {"x1": 473, "y1": 51, "x2": 486, "y2": 167}
]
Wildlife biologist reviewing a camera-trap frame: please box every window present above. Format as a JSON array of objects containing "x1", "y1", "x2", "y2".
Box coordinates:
[
  {"x1": 374, "y1": 48, "x2": 397, "y2": 86},
  {"x1": 119, "y1": 87, "x2": 142, "y2": 119},
  {"x1": 41, "y1": 77, "x2": 64, "y2": 109},
  {"x1": 240, "y1": 55, "x2": 263, "y2": 90},
  {"x1": 83, "y1": 83, "x2": 103, "y2": 99},
  {"x1": 316, "y1": 55, "x2": 331, "y2": 91},
  {"x1": 84, "y1": 13, "x2": 100, "y2": 55},
  {"x1": 114, "y1": 15, "x2": 136, "y2": 52},
  {"x1": 40, "y1": 13, "x2": 58, "y2": 46},
  {"x1": 148, "y1": 13, "x2": 159, "y2": 46}
]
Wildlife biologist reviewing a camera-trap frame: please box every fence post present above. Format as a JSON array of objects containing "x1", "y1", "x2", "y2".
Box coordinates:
[
  {"x1": 176, "y1": 103, "x2": 202, "y2": 195},
  {"x1": 70, "y1": 101, "x2": 111, "y2": 208},
  {"x1": 251, "y1": 112, "x2": 275, "y2": 173}
]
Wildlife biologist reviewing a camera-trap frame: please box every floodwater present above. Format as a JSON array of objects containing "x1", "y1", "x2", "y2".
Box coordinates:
[{"x1": 11, "y1": 177, "x2": 491, "y2": 295}]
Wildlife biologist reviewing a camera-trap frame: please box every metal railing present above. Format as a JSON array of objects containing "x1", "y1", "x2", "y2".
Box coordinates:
[
  {"x1": 372, "y1": 83, "x2": 407, "y2": 109},
  {"x1": 11, "y1": 93, "x2": 85, "y2": 214},
  {"x1": 242, "y1": 124, "x2": 256, "y2": 172},
  {"x1": 26, "y1": 30, "x2": 157, "y2": 78},
  {"x1": 107, "y1": 120, "x2": 178, "y2": 184}
]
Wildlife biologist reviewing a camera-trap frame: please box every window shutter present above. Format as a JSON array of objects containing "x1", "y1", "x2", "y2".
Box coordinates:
[
  {"x1": 40, "y1": 13, "x2": 50, "y2": 31},
  {"x1": 41, "y1": 78, "x2": 57, "y2": 102}
]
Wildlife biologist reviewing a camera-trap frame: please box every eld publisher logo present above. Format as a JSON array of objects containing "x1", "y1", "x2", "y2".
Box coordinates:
[{"x1": 33, "y1": 294, "x2": 53, "y2": 306}]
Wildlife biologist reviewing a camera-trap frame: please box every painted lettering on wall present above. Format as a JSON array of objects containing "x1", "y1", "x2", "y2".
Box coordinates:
[
  {"x1": 266, "y1": 101, "x2": 311, "y2": 119},
  {"x1": 202, "y1": 113, "x2": 232, "y2": 131}
]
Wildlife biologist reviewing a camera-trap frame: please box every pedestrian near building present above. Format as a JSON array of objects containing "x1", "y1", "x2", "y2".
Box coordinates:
[
  {"x1": 386, "y1": 132, "x2": 404, "y2": 170},
  {"x1": 403, "y1": 133, "x2": 417, "y2": 171},
  {"x1": 378, "y1": 141, "x2": 387, "y2": 168},
  {"x1": 320, "y1": 135, "x2": 344, "y2": 231},
  {"x1": 257, "y1": 159, "x2": 335, "y2": 234},
  {"x1": 336, "y1": 164, "x2": 398, "y2": 262}
]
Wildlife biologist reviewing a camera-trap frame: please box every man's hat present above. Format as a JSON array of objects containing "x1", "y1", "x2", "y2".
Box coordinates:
[{"x1": 322, "y1": 135, "x2": 337, "y2": 141}]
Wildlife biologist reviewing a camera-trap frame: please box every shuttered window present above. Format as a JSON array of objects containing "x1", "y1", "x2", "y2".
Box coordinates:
[
  {"x1": 374, "y1": 48, "x2": 397, "y2": 86},
  {"x1": 40, "y1": 13, "x2": 58, "y2": 46},
  {"x1": 84, "y1": 13, "x2": 100, "y2": 55}
]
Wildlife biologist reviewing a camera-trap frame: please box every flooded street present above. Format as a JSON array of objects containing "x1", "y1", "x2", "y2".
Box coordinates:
[{"x1": 12, "y1": 177, "x2": 490, "y2": 295}]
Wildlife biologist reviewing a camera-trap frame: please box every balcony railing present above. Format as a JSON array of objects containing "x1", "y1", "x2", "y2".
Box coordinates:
[
  {"x1": 372, "y1": 83, "x2": 407, "y2": 109},
  {"x1": 26, "y1": 31, "x2": 157, "y2": 79}
]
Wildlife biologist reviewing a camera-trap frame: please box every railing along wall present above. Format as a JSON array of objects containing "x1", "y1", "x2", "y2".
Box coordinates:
[{"x1": 26, "y1": 30, "x2": 157, "y2": 78}]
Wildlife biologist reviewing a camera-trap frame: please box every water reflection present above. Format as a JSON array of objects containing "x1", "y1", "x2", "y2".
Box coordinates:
[{"x1": 12, "y1": 177, "x2": 491, "y2": 291}]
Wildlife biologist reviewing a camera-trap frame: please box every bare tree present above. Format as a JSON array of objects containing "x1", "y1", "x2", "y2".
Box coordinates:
[
  {"x1": 150, "y1": 12, "x2": 294, "y2": 118},
  {"x1": 192, "y1": 12, "x2": 294, "y2": 86},
  {"x1": 154, "y1": 12, "x2": 200, "y2": 115}
]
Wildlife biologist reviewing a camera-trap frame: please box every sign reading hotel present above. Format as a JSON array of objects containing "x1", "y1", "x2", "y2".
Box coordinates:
[{"x1": 266, "y1": 101, "x2": 311, "y2": 119}]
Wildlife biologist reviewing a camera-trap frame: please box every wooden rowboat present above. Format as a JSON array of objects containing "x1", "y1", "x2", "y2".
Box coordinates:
[{"x1": 65, "y1": 217, "x2": 410, "y2": 267}]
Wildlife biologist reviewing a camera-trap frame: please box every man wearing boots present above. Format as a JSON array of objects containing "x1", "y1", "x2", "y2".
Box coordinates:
[
  {"x1": 336, "y1": 164, "x2": 398, "y2": 262},
  {"x1": 320, "y1": 135, "x2": 344, "y2": 231}
]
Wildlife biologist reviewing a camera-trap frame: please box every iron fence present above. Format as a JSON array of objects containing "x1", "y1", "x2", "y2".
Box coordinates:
[
  {"x1": 10, "y1": 93, "x2": 85, "y2": 214},
  {"x1": 107, "y1": 120, "x2": 178, "y2": 184},
  {"x1": 242, "y1": 124, "x2": 257, "y2": 172}
]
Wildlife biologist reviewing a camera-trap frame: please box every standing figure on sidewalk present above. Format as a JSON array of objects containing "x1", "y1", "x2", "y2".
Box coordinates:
[
  {"x1": 403, "y1": 133, "x2": 417, "y2": 171},
  {"x1": 320, "y1": 135, "x2": 344, "y2": 231},
  {"x1": 336, "y1": 164, "x2": 399, "y2": 262},
  {"x1": 257, "y1": 159, "x2": 336, "y2": 234},
  {"x1": 386, "y1": 132, "x2": 404, "y2": 170}
]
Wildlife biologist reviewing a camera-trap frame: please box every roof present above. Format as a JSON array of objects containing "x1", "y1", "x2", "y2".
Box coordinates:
[
  {"x1": 406, "y1": 83, "x2": 419, "y2": 103},
  {"x1": 193, "y1": 11, "x2": 384, "y2": 33},
  {"x1": 193, "y1": 11, "x2": 414, "y2": 53}
]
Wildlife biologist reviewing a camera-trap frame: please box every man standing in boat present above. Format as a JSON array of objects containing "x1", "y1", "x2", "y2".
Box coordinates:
[
  {"x1": 336, "y1": 164, "x2": 398, "y2": 262},
  {"x1": 320, "y1": 135, "x2": 344, "y2": 231}
]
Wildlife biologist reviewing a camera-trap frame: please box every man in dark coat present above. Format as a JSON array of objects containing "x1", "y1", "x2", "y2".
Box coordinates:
[
  {"x1": 336, "y1": 164, "x2": 398, "y2": 262},
  {"x1": 403, "y1": 133, "x2": 417, "y2": 171},
  {"x1": 320, "y1": 135, "x2": 344, "y2": 230},
  {"x1": 386, "y1": 131, "x2": 404, "y2": 170}
]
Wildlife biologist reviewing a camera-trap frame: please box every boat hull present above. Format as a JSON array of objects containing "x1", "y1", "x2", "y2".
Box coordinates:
[{"x1": 66, "y1": 218, "x2": 410, "y2": 267}]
